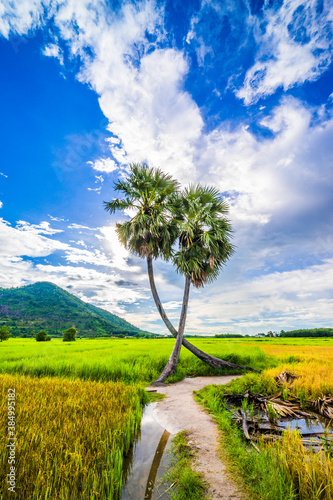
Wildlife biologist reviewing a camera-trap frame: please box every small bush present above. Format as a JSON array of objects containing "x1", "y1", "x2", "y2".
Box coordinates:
[
  {"x1": 35, "y1": 330, "x2": 51, "y2": 342},
  {"x1": 0, "y1": 325, "x2": 11, "y2": 342},
  {"x1": 63, "y1": 327, "x2": 77, "y2": 342}
]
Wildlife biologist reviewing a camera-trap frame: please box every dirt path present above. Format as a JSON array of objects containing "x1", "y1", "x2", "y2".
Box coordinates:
[{"x1": 150, "y1": 376, "x2": 242, "y2": 500}]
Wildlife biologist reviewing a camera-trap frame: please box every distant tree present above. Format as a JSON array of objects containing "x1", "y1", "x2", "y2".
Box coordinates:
[
  {"x1": 35, "y1": 330, "x2": 51, "y2": 342},
  {"x1": 0, "y1": 325, "x2": 11, "y2": 342},
  {"x1": 63, "y1": 327, "x2": 76, "y2": 342}
]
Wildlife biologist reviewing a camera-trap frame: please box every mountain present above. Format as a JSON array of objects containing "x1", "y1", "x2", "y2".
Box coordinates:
[{"x1": 0, "y1": 282, "x2": 153, "y2": 338}]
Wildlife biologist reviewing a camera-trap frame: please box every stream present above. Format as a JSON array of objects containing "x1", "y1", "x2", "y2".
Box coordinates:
[{"x1": 121, "y1": 403, "x2": 172, "y2": 500}]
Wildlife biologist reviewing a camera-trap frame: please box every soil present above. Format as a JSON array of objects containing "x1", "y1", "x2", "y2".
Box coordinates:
[{"x1": 149, "y1": 376, "x2": 244, "y2": 500}]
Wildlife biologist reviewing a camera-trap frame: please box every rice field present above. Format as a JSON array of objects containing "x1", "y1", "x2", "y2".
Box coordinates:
[
  {"x1": 196, "y1": 338, "x2": 333, "y2": 500},
  {"x1": 0, "y1": 337, "x2": 274, "y2": 383},
  {"x1": 249, "y1": 340, "x2": 333, "y2": 398},
  {"x1": 0, "y1": 336, "x2": 333, "y2": 499},
  {"x1": 0, "y1": 373, "x2": 145, "y2": 499}
]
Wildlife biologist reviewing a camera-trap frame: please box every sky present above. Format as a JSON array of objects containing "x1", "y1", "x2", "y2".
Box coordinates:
[{"x1": 0, "y1": 0, "x2": 332, "y2": 336}]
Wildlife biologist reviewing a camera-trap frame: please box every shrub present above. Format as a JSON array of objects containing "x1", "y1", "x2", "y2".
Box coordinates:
[
  {"x1": 35, "y1": 330, "x2": 51, "y2": 342},
  {"x1": 0, "y1": 325, "x2": 11, "y2": 342},
  {"x1": 63, "y1": 327, "x2": 77, "y2": 342}
]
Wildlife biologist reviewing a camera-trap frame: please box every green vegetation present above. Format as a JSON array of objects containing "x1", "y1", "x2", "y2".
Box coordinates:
[
  {"x1": 195, "y1": 341, "x2": 333, "y2": 500},
  {"x1": 63, "y1": 326, "x2": 76, "y2": 342},
  {"x1": 0, "y1": 373, "x2": 145, "y2": 500},
  {"x1": 1, "y1": 336, "x2": 332, "y2": 499},
  {"x1": 0, "y1": 338, "x2": 272, "y2": 383},
  {"x1": 163, "y1": 431, "x2": 207, "y2": 500},
  {"x1": 35, "y1": 329, "x2": 51, "y2": 341},
  {"x1": 0, "y1": 281, "x2": 153, "y2": 338},
  {"x1": 0, "y1": 324, "x2": 11, "y2": 342},
  {"x1": 196, "y1": 384, "x2": 297, "y2": 499},
  {"x1": 280, "y1": 328, "x2": 333, "y2": 337},
  {"x1": 215, "y1": 333, "x2": 245, "y2": 338}
]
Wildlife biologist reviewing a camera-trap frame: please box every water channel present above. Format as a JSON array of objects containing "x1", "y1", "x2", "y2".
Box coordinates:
[{"x1": 121, "y1": 403, "x2": 172, "y2": 500}]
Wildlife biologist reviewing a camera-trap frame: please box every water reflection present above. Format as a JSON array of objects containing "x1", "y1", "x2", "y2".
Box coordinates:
[{"x1": 121, "y1": 404, "x2": 172, "y2": 500}]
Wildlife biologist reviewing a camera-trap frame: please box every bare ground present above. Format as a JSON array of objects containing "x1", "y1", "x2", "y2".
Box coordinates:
[{"x1": 149, "y1": 376, "x2": 243, "y2": 500}]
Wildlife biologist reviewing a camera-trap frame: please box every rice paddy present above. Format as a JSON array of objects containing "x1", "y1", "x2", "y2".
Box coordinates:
[
  {"x1": 0, "y1": 373, "x2": 145, "y2": 499},
  {"x1": 1, "y1": 336, "x2": 333, "y2": 499},
  {"x1": 196, "y1": 338, "x2": 333, "y2": 500}
]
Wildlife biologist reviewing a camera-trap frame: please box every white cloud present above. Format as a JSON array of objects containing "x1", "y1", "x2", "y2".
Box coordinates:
[
  {"x1": 237, "y1": 0, "x2": 333, "y2": 104},
  {"x1": 16, "y1": 220, "x2": 63, "y2": 235},
  {"x1": 0, "y1": 218, "x2": 66, "y2": 257},
  {"x1": 67, "y1": 223, "x2": 95, "y2": 230},
  {"x1": 48, "y1": 214, "x2": 66, "y2": 222},
  {"x1": 0, "y1": 0, "x2": 46, "y2": 38},
  {"x1": 186, "y1": 258, "x2": 333, "y2": 334},
  {"x1": 42, "y1": 42, "x2": 64, "y2": 65},
  {"x1": 198, "y1": 97, "x2": 332, "y2": 226},
  {"x1": 99, "y1": 224, "x2": 142, "y2": 273},
  {"x1": 87, "y1": 158, "x2": 117, "y2": 173}
]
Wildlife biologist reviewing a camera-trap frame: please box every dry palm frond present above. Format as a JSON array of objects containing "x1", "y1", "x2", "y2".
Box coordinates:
[
  {"x1": 275, "y1": 370, "x2": 299, "y2": 386},
  {"x1": 311, "y1": 397, "x2": 333, "y2": 419}
]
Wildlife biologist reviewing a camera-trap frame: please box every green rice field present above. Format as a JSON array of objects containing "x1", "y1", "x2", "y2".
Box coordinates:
[{"x1": 1, "y1": 337, "x2": 333, "y2": 499}]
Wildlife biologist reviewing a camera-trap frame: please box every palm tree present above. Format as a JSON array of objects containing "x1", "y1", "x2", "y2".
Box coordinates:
[
  {"x1": 152, "y1": 185, "x2": 237, "y2": 384},
  {"x1": 104, "y1": 163, "x2": 179, "y2": 260},
  {"x1": 105, "y1": 164, "x2": 259, "y2": 384}
]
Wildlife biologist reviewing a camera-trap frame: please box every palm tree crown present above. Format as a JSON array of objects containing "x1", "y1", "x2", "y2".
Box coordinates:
[
  {"x1": 172, "y1": 185, "x2": 235, "y2": 287},
  {"x1": 104, "y1": 163, "x2": 179, "y2": 259}
]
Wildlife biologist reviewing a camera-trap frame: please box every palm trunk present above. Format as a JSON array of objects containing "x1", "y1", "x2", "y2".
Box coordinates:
[
  {"x1": 151, "y1": 275, "x2": 191, "y2": 385},
  {"x1": 147, "y1": 256, "x2": 259, "y2": 374}
]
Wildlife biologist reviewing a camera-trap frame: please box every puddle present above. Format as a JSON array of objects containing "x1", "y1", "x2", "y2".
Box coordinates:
[
  {"x1": 277, "y1": 414, "x2": 333, "y2": 441},
  {"x1": 121, "y1": 403, "x2": 172, "y2": 500}
]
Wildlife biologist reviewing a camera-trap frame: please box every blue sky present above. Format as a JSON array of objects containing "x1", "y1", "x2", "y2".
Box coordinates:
[{"x1": 0, "y1": 0, "x2": 332, "y2": 335}]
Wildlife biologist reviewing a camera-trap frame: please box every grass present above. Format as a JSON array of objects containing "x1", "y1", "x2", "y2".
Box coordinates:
[
  {"x1": 0, "y1": 338, "x2": 267, "y2": 500},
  {"x1": 196, "y1": 340, "x2": 333, "y2": 500},
  {"x1": 1, "y1": 336, "x2": 333, "y2": 499},
  {"x1": 163, "y1": 431, "x2": 208, "y2": 500},
  {"x1": 0, "y1": 338, "x2": 273, "y2": 384},
  {"x1": 0, "y1": 373, "x2": 146, "y2": 499}
]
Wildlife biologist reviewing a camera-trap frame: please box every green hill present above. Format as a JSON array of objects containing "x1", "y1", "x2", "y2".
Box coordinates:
[{"x1": 0, "y1": 282, "x2": 153, "y2": 338}]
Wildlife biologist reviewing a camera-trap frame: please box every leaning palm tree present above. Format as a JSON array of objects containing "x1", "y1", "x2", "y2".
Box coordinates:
[
  {"x1": 105, "y1": 164, "x2": 259, "y2": 384},
  {"x1": 152, "y1": 185, "x2": 236, "y2": 384}
]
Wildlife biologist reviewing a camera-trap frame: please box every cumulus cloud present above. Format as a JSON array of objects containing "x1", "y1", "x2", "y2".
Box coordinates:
[
  {"x1": 0, "y1": 218, "x2": 66, "y2": 257},
  {"x1": 0, "y1": 217, "x2": 151, "y2": 319},
  {"x1": 237, "y1": 0, "x2": 333, "y2": 104},
  {"x1": 42, "y1": 42, "x2": 64, "y2": 65},
  {"x1": 87, "y1": 158, "x2": 117, "y2": 173},
  {"x1": 199, "y1": 97, "x2": 333, "y2": 229},
  {"x1": 186, "y1": 258, "x2": 333, "y2": 334},
  {"x1": 0, "y1": 0, "x2": 46, "y2": 38}
]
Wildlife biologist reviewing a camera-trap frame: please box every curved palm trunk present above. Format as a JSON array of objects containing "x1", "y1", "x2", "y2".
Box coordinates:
[
  {"x1": 147, "y1": 256, "x2": 259, "y2": 374},
  {"x1": 151, "y1": 275, "x2": 191, "y2": 385}
]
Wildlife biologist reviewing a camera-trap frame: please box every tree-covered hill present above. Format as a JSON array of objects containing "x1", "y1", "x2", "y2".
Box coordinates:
[{"x1": 0, "y1": 282, "x2": 153, "y2": 338}]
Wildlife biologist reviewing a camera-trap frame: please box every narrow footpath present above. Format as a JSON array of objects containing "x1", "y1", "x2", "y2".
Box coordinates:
[{"x1": 151, "y1": 376, "x2": 243, "y2": 500}]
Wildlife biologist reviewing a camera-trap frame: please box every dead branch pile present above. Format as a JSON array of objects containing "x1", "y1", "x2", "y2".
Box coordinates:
[
  {"x1": 275, "y1": 370, "x2": 299, "y2": 386},
  {"x1": 312, "y1": 397, "x2": 333, "y2": 420},
  {"x1": 225, "y1": 391, "x2": 311, "y2": 419},
  {"x1": 224, "y1": 370, "x2": 333, "y2": 452}
]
